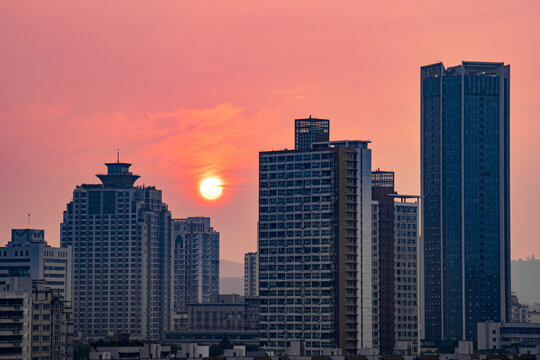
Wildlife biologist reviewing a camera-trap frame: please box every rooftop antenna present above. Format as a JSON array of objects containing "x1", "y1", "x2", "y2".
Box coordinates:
[
  {"x1": 117, "y1": 148, "x2": 120, "y2": 163},
  {"x1": 27, "y1": 213, "x2": 30, "y2": 229}
]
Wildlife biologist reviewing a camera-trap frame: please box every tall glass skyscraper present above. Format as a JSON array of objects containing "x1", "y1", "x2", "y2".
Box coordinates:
[{"x1": 421, "y1": 62, "x2": 510, "y2": 345}]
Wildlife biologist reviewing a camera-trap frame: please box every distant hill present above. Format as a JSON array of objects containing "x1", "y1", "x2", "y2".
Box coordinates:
[
  {"x1": 512, "y1": 256, "x2": 540, "y2": 305},
  {"x1": 220, "y1": 277, "x2": 243, "y2": 295},
  {"x1": 220, "y1": 259, "x2": 244, "y2": 278}
]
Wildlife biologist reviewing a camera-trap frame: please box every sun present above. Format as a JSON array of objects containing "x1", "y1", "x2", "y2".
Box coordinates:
[{"x1": 199, "y1": 178, "x2": 223, "y2": 200}]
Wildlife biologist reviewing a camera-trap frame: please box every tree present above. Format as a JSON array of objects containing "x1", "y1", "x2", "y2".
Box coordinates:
[
  {"x1": 209, "y1": 335, "x2": 232, "y2": 356},
  {"x1": 74, "y1": 341, "x2": 91, "y2": 360}
]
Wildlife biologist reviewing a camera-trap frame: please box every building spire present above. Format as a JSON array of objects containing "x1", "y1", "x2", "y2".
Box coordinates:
[{"x1": 117, "y1": 148, "x2": 120, "y2": 163}]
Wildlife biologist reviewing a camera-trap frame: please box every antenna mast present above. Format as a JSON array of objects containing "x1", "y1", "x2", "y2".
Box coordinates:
[{"x1": 117, "y1": 148, "x2": 120, "y2": 163}]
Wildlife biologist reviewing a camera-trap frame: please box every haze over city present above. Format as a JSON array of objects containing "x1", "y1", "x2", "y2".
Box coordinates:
[{"x1": 1, "y1": 0, "x2": 539, "y2": 263}]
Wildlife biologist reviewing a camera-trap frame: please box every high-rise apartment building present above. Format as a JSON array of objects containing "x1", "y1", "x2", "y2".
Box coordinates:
[
  {"x1": 31, "y1": 280, "x2": 74, "y2": 360},
  {"x1": 172, "y1": 217, "x2": 219, "y2": 312},
  {"x1": 0, "y1": 229, "x2": 71, "y2": 301},
  {"x1": 370, "y1": 170, "x2": 396, "y2": 355},
  {"x1": 393, "y1": 195, "x2": 420, "y2": 354},
  {"x1": 60, "y1": 161, "x2": 173, "y2": 341},
  {"x1": 295, "y1": 116, "x2": 330, "y2": 150},
  {"x1": 259, "y1": 123, "x2": 373, "y2": 355},
  {"x1": 0, "y1": 277, "x2": 32, "y2": 360},
  {"x1": 0, "y1": 277, "x2": 74, "y2": 360},
  {"x1": 421, "y1": 61, "x2": 510, "y2": 344},
  {"x1": 370, "y1": 171, "x2": 420, "y2": 355},
  {"x1": 244, "y1": 252, "x2": 258, "y2": 297}
]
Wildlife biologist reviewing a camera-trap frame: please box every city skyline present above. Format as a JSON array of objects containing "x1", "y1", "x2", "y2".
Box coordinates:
[{"x1": 1, "y1": 1, "x2": 540, "y2": 262}]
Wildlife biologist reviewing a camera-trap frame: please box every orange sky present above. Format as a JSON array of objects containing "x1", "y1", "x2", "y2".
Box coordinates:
[{"x1": 0, "y1": 0, "x2": 539, "y2": 262}]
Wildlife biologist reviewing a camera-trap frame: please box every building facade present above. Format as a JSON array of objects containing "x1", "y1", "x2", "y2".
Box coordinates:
[
  {"x1": 164, "y1": 295, "x2": 259, "y2": 346},
  {"x1": 259, "y1": 134, "x2": 373, "y2": 355},
  {"x1": 370, "y1": 170, "x2": 396, "y2": 355},
  {"x1": 31, "y1": 280, "x2": 74, "y2": 360},
  {"x1": 421, "y1": 61, "x2": 511, "y2": 344},
  {"x1": 370, "y1": 171, "x2": 421, "y2": 355},
  {"x1": 477, "y1": 322, "x2": 540, "y2": 353},
  {"x1": 0, "y1": 277, "x2": 74, "y2": 360},
  {"x1": 294, "y1": 116, "x2": 330, "y2": 150},
  {"x1": 172, "y1": 217, "x2": 219, "y2": 313},
  {"x1": 0, "y1": 229, "x2": 71, "y2": 301},
  {"x1": 244, "y1": 252, "x2": 258, "y2": 297},
  {"x1": 393, "y1": 195, "x2": 420, "y2": 354},
  {"x1": 60, "y1": 161, "x2": 173, "y2": 341},
  {"x1": 184, "y1": 294, "x2": 258, "y2": 331},
  {"x1": 0, "y1": 277, "x2": 32, "y2": 360}
]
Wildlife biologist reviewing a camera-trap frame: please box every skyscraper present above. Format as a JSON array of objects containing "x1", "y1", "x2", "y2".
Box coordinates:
[
  {"x1": 421, "y1": 61, "x2": 510, "y2": 344},
  {"x1": 393, "y1": 195, "x2": 420, "y2": 354},
  {"x1": 244, "y1": 252, "x2": 258, "y2": 297},
  {"x1": 60, "y1": 161, "x2": 173, "y2": 341},
  {"x1": 259, "y1": 123, "x2": 373, "y2": 355},
  {"x1": 172, "y1": 217, "x2": 219, "y2": 313},
  {"x1": 370, "y1": 170, "x2": 396, "y2": 355},
  {"x1": 370, "y1": 171, "x2": 421, "y2": 355},
  {"x1": 295, "y1": 116, "x2": 330, "y2": 150}
]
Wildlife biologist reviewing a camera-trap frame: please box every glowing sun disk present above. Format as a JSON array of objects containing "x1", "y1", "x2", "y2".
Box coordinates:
[{"x1": 200, "y1": 178, "x2": 223, "y2": 200}]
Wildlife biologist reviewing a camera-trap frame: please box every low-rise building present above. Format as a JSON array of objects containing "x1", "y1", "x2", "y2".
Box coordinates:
[
  {"x1": 164, "y1": 294, "x2": 259, "y2": 346},
  {"x1": 185, "y1": 294, "x2": 258, "y2": 331},
  {"x1": 511, "y1": 295, "x2": 530, "y2": 323},
  {"x1": 89, "y1": 342, "x2": 170, "y2": 360},
  {"x1": 478, "y1": 322, "x2": 540, "y2": 353}
]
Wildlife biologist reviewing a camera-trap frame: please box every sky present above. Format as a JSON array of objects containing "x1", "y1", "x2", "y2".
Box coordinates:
[{"x1": 1, "y1": 0, "x2": 539, "y2": 262}]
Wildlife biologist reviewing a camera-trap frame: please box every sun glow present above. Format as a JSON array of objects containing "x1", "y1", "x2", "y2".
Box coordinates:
[{"x1": 199, "y1": 178, "x2": 223, "y2": 200}]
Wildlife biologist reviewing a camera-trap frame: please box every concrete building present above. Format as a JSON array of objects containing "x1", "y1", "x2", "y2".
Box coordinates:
[
  {"x1": 421, "y1": 62, "x2": 511, "y2": 344},
  {"x1": 244, "y1": 252, "x2": 258, "y2": 297},
  {"x1": 172, "y1": 217, "x2": 219, "y2": 313},
  {"x1": 393, "y1": 195, "x2": 420, "y2": 355},
  {"x1": 294, "y1": 116, "x2": 330, "y2": 150},
  {"x1": 89, "y1": 342, "x2": 171, "y2": 360},
  {"x1": 163, "y1": 330, "x2": 259, "y2": 347},
  {"x1": 184, "y1": 294, "x2": 258, "y2": 332},
  {"x1": 176, "y1": 343, "x2": 209, "y2": 358},
  {"x1": 371, "y1": 170, "x2": 397, "y2": 355},
  {"x1": 0, "y1": 277, "x2": 74, "y2": 360},
  {"x1": 259, "y1": 120, "x2": 373, "y2": 355},
  {"x1": 370, "y1": 171, "x2": 420, "y2": 355},
  {"x1": 0, "y1": 229, "x2": 71, "y2": 301},
  {"x1": 31, "y1": 280, "x2": 74, "y2": 360},
  {"x1": 60, "y1": 161, "x2": 173, "y2": 341},
  {"x1": 511, "y1": 295, "x2": 530, "y2": 323},
  {"x1": 0, "y1": 277, "x2": 32, "y2": 360},
  {"x1": 478, "y1": 322, "x2": 540, "y2": 353},
  {"x1": 164, "y1": 295, "x2": 259, "y2": 347}
]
